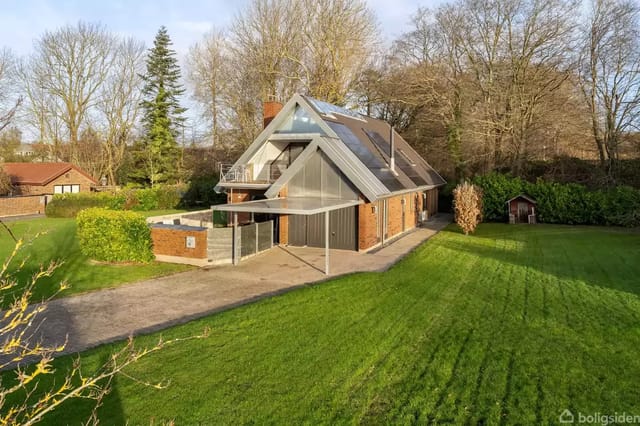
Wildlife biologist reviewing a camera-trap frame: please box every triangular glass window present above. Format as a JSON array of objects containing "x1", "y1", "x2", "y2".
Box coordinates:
[{"x1": 274, "y1": 105, "x2": 325, "y2": 135}]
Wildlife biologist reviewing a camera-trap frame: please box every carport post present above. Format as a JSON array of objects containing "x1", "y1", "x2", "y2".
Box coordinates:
[
  {"x1": 233, "y1": 212, "x2": 238, "y2": 265},
  {"x1": 325, "y1": 210, "x2": 329, "y2": 275}
]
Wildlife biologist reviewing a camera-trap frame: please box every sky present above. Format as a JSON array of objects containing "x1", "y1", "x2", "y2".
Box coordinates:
[
  {"x1": 0, "y1": 0, "x2": 447, "y2": 140},
  {"x1": 0, "y1": 0, "x2": 446, "y2": 58}
]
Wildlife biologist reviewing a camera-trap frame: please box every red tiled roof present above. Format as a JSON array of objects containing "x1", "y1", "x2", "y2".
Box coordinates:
[{"x1": 1, "y1": 162, "x2": 98, "y2": 186}]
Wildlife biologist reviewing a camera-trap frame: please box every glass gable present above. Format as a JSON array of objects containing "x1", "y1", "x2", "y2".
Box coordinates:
[{"x1": 274, "y1": 105, "x2": 325, "y2": 134}]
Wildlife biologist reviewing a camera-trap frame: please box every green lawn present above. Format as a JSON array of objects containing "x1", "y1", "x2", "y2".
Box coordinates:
[
  {"x1": 0, "y1": 212, "x2": 192, "y2": 304},
  {"x1": 11, "y1": 223, "x2": 640, "y2": 424}
]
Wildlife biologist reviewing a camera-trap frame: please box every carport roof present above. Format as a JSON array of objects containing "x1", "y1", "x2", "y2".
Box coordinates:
[{"x1": 211, "y1": 197, "x2": 362, "y2": 215}]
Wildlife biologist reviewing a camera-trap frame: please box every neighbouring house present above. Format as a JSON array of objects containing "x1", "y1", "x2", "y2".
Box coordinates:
[
  {"x1": 507, "y1": 194, "x2": 537, "y2": 224},
  {"x1": 2, "y1": 162, "x2": 97, "y2": 196},
  {"x1": 0, "y1": 162, "x2": 98, "y2": 217},
  {"x1": 212, "y1": 94, "x2": 446, "y2": 255}
]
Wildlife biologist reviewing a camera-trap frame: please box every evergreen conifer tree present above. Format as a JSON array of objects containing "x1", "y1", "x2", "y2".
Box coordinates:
[{"x1": 135, "y1": 26, "x2": 186, "y2": 186}]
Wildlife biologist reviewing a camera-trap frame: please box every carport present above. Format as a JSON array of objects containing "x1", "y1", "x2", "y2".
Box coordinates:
[{"x1": 212, "y1": 197, "x2": 362, "y2": 275}]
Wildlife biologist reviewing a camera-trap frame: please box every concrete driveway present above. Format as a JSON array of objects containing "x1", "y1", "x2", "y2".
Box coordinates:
[{"x1": 25, "y1": 215, "x2": 452, "y2": 359}]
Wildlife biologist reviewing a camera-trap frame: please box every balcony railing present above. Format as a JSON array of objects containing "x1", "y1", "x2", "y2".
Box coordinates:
[
  {"x1": 219, "y1": 161, "x2": 291, "y2": 185},
  {"x1": 219, "y1": 163, "x2": 252, "y2": 183}
]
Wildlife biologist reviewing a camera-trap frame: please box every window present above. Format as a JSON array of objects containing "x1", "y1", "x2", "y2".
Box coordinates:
[
  {"x1": 274, "y1": 106, "x2": 325, "y2": 134},
  {"x1": 54, "y1": 184, "x2": 80, "y2": 194}
]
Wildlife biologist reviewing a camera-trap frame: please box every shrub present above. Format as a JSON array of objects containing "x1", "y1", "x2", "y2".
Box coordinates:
[
  {"x1": 0, "y1": 169, "x2": 13, "y2": 196},
  {"x1": 45, "y1": 185, "x2": 184, "y2": 217},
  {"x1": 180, "y1": 176, "x2": 226, "y2": 208},
  {"x1": 133, "y1": 188, "x2": 159, "y2": 211},
  {"x1": 156, "y1": 185, "x2": 184, "y2": 209},
  {"x1": 453, "y1": 182, "x2": 483, "y2": 235},
  {"x1": 76, "y1": 208, "x2": 154, "y2": 263},
  {"x1": 473, "y1": 173, "x2": 524, "y2": 221},
  {"x1": 46, "y1": 192, "x2": 126, "y2": 218}
]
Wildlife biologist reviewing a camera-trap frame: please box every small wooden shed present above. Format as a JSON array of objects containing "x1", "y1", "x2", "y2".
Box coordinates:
[{"x1": 507, "y1": 194, "x2": 537, "y2": 224}]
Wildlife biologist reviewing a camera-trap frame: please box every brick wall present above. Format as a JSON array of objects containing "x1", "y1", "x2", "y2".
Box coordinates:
[
  {"x1": 151, "y1": 225, "x2": 208, "y2": 259},
  {"x1": 15, "y1": 169, "x2": 96, "y2": 196},
  {"x1": 227, "y1": 188, "x2": 252, "y2": 224},
  {"x1": 385, "y1": 191, "x2": 423, "y2": 240},
  {"x1": 0, "y1": 195, "x2": 46, "y2": 217},
  {"x1": 387, "y1": 195, "x2": 403, "y2": 238},
  {"x1": 358, "y1": 200, "x2": 379, "y2": 251}
]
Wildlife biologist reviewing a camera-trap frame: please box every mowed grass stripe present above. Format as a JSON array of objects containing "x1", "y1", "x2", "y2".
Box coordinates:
[{"x1": 5, "y1": 223, "x2": 639, "y2": 425}]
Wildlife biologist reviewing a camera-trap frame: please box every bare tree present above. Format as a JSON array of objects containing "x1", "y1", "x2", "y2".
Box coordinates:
[
  {"x1": 375, "y1": 0, "x2": 584, "y2": 178},
  {"x1": 186, "y1": 29, "x2": 230, "y2": 149},
  {"x1": 98, "y1": 38, "x2": 145, "y2": 185},
  {"x1": 16, "y1": 58, "x2": 65, "y2": 156},
  {"x1": 23, "y1": 22, "x2": 117, "y2": 165},
  {"x1": 302, "y1": 0, "x2": 379, "y2": 105},
  {"x1": 580, "y1": 0, "x2": 640, "y2": 174},
  {"x1": 0, "y1": 49, "x2": 22, "y2": 133},
  {"x1": 230, "y1": 0, "x2": 306, "y2": 102}
]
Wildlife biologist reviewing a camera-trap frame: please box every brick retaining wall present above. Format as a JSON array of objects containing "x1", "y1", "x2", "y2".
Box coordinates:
[
  {"x1": 151, "y1": 225, "x2": 208, "y2": 260},
  {"x1": 0, "y1": 195, "x2": 47, "y2": 217}
]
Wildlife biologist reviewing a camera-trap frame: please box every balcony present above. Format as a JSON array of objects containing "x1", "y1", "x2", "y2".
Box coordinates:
[{"x1": 218, "y1": 162, "x2": 285, "y2": 188}]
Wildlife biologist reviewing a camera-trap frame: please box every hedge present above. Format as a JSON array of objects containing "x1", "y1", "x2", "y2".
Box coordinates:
[
  {"x1": 46, "y1": 185, "x2": 185, "y2": 218},
  {"x1": 180, "y1": 175, "x2": 226, "y2": 208},
  {"x1": 76, "y1": 208, "x2": 154, "y2": 263},
  {"x1": 473, "y1": 173, "x2": 640, "y2": 227},
  {"x1": 45, "y1": 192, "x2": 126, "y2": 218}
]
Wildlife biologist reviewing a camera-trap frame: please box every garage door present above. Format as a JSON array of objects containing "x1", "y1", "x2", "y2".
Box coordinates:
[{"x1": 288, "y1": 206, "x2": 357, "y2": 250}]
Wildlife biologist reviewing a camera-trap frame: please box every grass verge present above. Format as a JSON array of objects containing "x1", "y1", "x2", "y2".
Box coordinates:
[{"x1": 0, "y1": 212, "x2": 192, "y2": 305}]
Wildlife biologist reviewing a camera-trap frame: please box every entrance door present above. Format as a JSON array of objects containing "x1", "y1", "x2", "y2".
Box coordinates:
[{"x1": 517, "y1": 202, "x2": 529, "y2": 223}]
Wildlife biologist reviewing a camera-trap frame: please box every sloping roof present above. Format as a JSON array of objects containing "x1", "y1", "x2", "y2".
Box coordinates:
[
  {"x1": 506, "y1": 194, "x2": 537, "y2": 204},
  {"x1": 216, "y1": 94, "x2": 446, "y2": 201},
  {"x1": 301, "y1": 95, "x2": 446, "y2": 193},
  {"x1": 2, "y1": 162, "x2": 98, "y2": 186}
]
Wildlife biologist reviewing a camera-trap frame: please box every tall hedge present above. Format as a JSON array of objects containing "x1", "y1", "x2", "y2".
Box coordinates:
[
  {"x1": 45, "y1": 192, "x2": 126, "y2": 218},
  {"x1": 46, "y1": 185, "x2": 184, "y2": 218},
  {"x1": 473, "y1": 173, "x2": 640, "y2": 227},
  {"x1": 77, "y1": 208, "x2": 154, "y2": 263}
]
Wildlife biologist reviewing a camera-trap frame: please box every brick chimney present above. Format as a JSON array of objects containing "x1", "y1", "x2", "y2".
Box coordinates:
[{"x1": 263, "y1": 100, "x2": 283, "y2": 128}]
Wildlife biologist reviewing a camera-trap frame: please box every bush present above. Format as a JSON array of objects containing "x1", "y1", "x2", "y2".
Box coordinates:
[
  {"x1": 156, "y1": 185, "x2": 184, "y2": 209},
  {"x1": 180, "y1": 176, "x2": 226, "y2": 208},
  {"x1": 45, "y1": 185, "x2": 184, "y2": 217},
  {"x1": 473, "y1": 173, "x2": 524, "y2": 221},
  {"x1": 473, "y1": 173, "x2": 640, "y2": 227},
  {"x1": 453, "y1": 182, "x2": 483, "y2": 235},
  {"x1": 77, "y1": 208, "x2": 154, "y2": 263},
  {"x1": 0, "y1": 169, "x2": 13, "y2": 196},
  {"x1": 45, "y1": 192, "x2": 126, "y2": 218}
]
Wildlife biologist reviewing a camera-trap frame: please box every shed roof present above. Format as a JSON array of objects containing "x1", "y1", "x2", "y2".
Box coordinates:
[
  {"x1": 506, "y1": 194, "x2": 537, "y2": 204},
  {"x1": 2, "y1": 162, "x2": 98, "y2": 186}
]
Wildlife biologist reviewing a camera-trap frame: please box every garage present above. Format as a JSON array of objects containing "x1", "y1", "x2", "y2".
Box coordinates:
[{"x1": 288, "y1": 206, "x2": 357, "y2": 250}]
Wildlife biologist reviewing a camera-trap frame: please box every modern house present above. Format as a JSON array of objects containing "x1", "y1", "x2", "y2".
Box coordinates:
[
  {"x1": 2, "y1": 162, "x2": 97, "y2": 196},
  {"x1": 212, "y1": 94, "x2": 446, "y2": 256}
]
